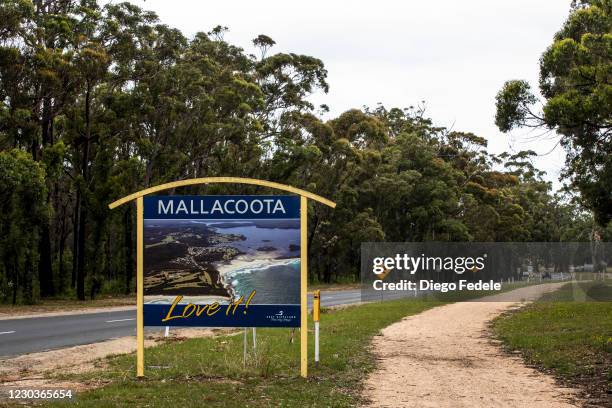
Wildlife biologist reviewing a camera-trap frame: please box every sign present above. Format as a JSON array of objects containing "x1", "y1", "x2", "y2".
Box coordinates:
[
  {"x1": 143, "y1": 195, "x2": 301, "y2": 327},
  {"x1": 108, "y1": 177, "x2": 335, "y2": 378}
]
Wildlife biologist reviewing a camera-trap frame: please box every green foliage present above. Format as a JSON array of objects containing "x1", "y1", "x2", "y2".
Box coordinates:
[
  {"x1": 495, "y1": 0, "x2": 612, "y2": 226},
  {"x1": 495, "y1": 80, "x2": 538, "y2": 132},
  {"x1": 0, "y1": 0, "x2": 599, "y2": 302},
  {"x1": 0, "y1": 149, "x2": 48, "y2": 303}
]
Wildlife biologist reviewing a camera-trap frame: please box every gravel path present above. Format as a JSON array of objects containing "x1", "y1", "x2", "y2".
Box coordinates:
[{"x1": 363, "y1": 283, "x2": 579, "y2": 408}]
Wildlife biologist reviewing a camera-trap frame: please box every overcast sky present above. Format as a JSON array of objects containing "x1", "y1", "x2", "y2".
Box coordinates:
[{"x1": 127, "y1": 0, "x2": 571, "y2": 188}]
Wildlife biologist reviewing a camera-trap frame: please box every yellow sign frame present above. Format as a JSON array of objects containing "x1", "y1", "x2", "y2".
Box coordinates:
[{"x1": 108, "y1": 177, "x2": 335, "y2": 378}]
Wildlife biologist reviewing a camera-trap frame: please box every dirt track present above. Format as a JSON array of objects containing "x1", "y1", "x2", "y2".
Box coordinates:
[{"x1": 363, "y1": 283, "x2": 578, "y2": 408}]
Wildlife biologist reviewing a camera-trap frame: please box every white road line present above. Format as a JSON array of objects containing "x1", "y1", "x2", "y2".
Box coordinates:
[
  {"x1": 105, "y1": 318, "x2": 135, "y2": 323},
  {"x1": 0, "y1": 330, "x2": 16, "y2": 335}
]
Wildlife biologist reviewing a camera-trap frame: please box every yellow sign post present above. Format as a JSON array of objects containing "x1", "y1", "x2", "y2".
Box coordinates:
[
  {"x1": 300, "y1": 196, "x2": 308, "y2": 377},
  {"x1": 108, "y1": 177, "x2": 335, "y2": 379},
  {"x1": 136, "y1": 197, "x2": 144, "y2": 377}
]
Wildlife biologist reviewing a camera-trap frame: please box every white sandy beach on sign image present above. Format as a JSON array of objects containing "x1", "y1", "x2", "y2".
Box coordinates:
[
  {"x1": 217, "y1": 251, "x2": 297, "y2": 277},
  {"x1": 217, "y1": 250, "x2": 300, "y2": 299}
]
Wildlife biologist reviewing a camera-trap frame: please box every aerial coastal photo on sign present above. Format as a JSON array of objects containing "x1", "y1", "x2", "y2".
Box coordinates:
[{"x1": 143, "y1": 218, "x2": 301, "y2": 305}]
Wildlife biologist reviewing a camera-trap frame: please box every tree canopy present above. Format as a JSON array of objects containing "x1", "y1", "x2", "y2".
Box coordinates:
[
  {"x1": 495, "y1": 0, "x2": 611, "y2": 226},
  {"x1": 0, "y1": 0, "x2": 605, "y2": 303}
]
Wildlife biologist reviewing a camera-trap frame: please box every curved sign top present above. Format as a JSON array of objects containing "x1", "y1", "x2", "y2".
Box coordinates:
[{"x1": 108, "y1": 177, "x2": 336, "y2": 210}]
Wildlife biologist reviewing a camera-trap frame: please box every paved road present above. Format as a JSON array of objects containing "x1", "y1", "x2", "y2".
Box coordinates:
[{"x1": 0, "y1": 289, "x2": 362, "y2": 358}]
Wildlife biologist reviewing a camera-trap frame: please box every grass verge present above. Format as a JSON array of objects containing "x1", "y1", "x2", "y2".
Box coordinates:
[
  {"x1": 37, "y1": 298, "x2": 443, "y2": 407},
  {"x1": 492, "y1": 281, "x2": 612, "y2": 407},
  {"x1": 0, "y1": 296, "x2": 134, "y2": 318},
  {"x1": 0, "y1": 282, "x2": 538, "y2": 407}
]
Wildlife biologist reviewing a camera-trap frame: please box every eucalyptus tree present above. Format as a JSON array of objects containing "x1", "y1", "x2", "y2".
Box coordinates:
[
  {"x1": 495, "y1": 0, "x2": 611, "y2": 226},
  {"x1": 0, "y1": 0, "x2": 600, "y2": 300},
  {"x1": 0, "y1": 0, "x2": 103, "y2": 297},
  {"x1": 0, "y1": 149, "x2": 47, "y2": 304}
]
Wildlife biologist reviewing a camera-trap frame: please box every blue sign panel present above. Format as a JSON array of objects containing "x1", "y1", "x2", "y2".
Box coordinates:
[
  {"x1": 143, "y1": 195, "x2": 301, "y2": 327},
  {"x1": 144, "y1": 195, "x2": 300, "y2": 219}
]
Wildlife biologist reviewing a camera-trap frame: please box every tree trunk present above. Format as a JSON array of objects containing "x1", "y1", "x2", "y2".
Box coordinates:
[
  {"x1": 307, "y1": 213, "x2": 319, "y2": 260},
  {"x1": 76, "y1": 82, "x2": 92, "y2": 301},
  {"x1": 37, "y1": 221, "x2": 54, "y2": 296},
  {"x1": 106, "y1": 229, "x2": 112, "y2": 281},
  {"x1": 36, "y1": 96, "x2": 56, "y2": 297},
  {"x1": 24, "y1": 253, "x2": 34, "y2": 304},
  {"x1": 71, "y1": 198, "x2": 79, "y2": 289},
  {"x1": 323, "y1": 257, "x2": 332, "y2": 283},
  {"x1": 124, "y1": 207, "x2": 133, "y2": 294},
  {"x1": 41, "y1": 97, "x2": 53, "y2": 145},
  {"x1": 12, "y1": 259, "x2": 18, "y2": 305},
  {"x1": 58, "y1": 215, "x2": 67, "y2": 293},
  {"x1": 76, "y1": 201, "x2": 87, "y2": 300}
]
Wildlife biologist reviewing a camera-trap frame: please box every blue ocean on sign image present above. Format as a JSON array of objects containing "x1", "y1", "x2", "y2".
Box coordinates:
[
  {"x1": 205, "y1": 220, "x2": 301, "y2": 304},
  {"x1": 224, "y1": 258, "x2": 300, "y2": 304}
]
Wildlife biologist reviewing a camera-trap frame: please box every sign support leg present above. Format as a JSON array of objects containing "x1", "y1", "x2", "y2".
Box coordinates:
[
  {"x1": 300, "y1": 196, "x2": 308, "y2": 378},
  {"x1": 136, "y1": 197, "x2": 144, "y2": 378},
  {"x1": 243, "y1": 328, "x2": 248, "y2": 368},
  {"x1": 252, "y1": 327, "x2": 256, "y2": 354}
]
